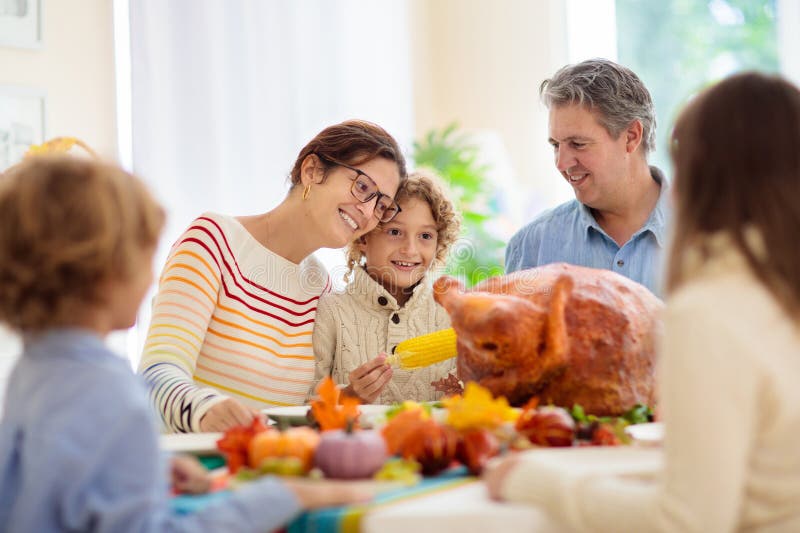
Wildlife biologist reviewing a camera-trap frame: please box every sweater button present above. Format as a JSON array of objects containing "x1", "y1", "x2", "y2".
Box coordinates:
[
  {"x1": 616, "y1": 259, "x2": 625, "y2": 267},
  {"x1": 378, "y1": 296, "x2": 388, "y2": 306},
  {"x1": 391, "y1": 313, "x2": 400, "y2": 324}
]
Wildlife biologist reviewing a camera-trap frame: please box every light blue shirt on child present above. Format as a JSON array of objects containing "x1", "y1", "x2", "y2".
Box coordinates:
[
  {"x1": 0, "y1": 329, "x2": 300, "y2": 532},
  {"x1": 504, "y1": 167, "x2": 670, "y2": 297}
]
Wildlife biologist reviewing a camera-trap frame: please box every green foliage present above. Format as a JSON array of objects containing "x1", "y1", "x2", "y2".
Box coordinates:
[
  {"x1": 570, "y1": 403, "x2": 654, "y2": 425},
  {"x1": 412, "y1": 124, "x2": 505, "y2": 287},
  {"x1": 616, "y1": 0, "x2": 779, "y2": 174}
]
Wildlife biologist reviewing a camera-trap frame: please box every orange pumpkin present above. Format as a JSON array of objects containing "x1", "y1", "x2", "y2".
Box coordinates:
[{"x1": 248, "y1": 426, "x2": 320, "y2": 473}]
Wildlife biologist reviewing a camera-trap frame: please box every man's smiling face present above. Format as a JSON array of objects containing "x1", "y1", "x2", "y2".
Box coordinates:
[{"x1": 548, "y1": 103, "x2": 631, "y2": 212}]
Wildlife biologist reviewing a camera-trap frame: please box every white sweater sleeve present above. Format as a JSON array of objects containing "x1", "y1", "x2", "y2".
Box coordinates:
[{"x1": 501, "y1": 298, "x2": 759, "y2": 533}]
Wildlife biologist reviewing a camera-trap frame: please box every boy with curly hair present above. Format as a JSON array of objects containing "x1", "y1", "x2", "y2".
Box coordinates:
[
  {"x1": 311, "y1": 170, "x2": 461, "y2": 404},
  {"x1": 0, "y1": 156, "x2": 364, "y2": 532}
]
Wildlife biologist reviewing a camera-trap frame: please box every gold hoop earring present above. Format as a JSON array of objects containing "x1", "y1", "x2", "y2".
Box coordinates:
[{"x1": 302, "y1": 184, "x2": 311, "y2": 200}]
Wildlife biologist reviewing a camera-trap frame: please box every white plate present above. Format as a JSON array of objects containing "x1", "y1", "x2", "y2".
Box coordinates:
[
  {"x1": 263, "y1": 404, "x2": 392, "y2": 428},
  {"x1": 625, "y1": 422, "x2": 664, "y2": 446},
  {"x1": 358, "y1": 404, "x2": 391, "y2": 417},
  {"x1": 159, "y1": 432, "x2": 223, "y2": 454},
  {"x1": 357, "y1": 404, "x2": 391, "y2": 428},
  {"x1": 262, "y1": 405, "x2": 310, "y2": 417},
  {"x1": 263, "y1": 406, "x2": 311, "y2": 426}
]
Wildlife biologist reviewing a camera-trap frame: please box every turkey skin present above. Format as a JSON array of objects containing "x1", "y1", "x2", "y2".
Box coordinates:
[{"x1": 433, "y1": 263, "x2": 663, "y2": 415}]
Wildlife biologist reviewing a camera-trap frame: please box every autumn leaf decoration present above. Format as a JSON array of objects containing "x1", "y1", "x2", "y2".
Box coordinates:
[
  {"x1": 25, "y1": 137, "x2": 98, "y2": 158},
  {"x1": 216, "y1": 416, "x2": 269, "y2": 474},
  {"x1": 442, "y1": 382, "x2": 519, "y2": 431},
  {"x1": 309, "y1": 377, "x2": 361, "y2": 432}
]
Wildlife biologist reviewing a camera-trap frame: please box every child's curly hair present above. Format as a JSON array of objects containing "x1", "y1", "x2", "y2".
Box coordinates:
[
  {"x1": 345, "y1": 169, "x2": 461, "y2": 277},
  {"x1": 0, "y1": 156, "x2": 165, "y2": 332}
]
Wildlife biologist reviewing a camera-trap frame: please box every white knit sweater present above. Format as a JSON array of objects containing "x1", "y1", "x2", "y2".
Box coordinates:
[{"x1": 310, "y1": 267, "x2": 455, "y2": 404}]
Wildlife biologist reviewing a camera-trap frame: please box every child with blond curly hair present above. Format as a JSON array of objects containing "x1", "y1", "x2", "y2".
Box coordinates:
[
  {"x1": 310, "y1": 170, "x2": 461, "y2": 404},
  {"x1": 0, "y1": 156, "x2": 365, "y2": 532}
]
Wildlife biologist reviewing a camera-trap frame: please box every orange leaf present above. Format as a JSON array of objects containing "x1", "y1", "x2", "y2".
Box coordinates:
[
  {"x1": 309, "y1": 377, "x2": 361, "y2": 431},
  {"x1": 521, "y1": 396, "x2": 540, "y2": 411},
  {"x1": 216, "y1": 416, "x2": 270, "y2": 473}
]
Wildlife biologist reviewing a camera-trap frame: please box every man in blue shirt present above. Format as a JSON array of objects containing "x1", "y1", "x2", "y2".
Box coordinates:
[{"x1": 505, "y1": 59, "x2": 670, "y2": 296}]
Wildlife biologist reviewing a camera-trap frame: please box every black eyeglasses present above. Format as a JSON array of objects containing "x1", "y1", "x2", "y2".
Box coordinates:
[{"x1": 315, "y1": 154, "x2": 402, "y2": 223}]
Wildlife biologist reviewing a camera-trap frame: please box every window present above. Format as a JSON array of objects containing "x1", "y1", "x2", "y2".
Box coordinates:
[{"x1": 616, "y1": 0, "x2": 780, "y2": 174}]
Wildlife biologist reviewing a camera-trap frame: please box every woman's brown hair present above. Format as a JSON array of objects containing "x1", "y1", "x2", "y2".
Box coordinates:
[
  {"x1": 289, "y1": 119, "x2": 407, "y2": 187},
  {"x1": 666, "y1": 72, "x2": 800, "y2": 320},
  {"x1": 0, "y1": 156, "x2": 165, "y2": 332}
]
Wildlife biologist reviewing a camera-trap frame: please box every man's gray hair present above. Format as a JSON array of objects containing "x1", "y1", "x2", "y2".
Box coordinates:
[{"x1": 540, "y1": 58, "x2": 657, "y2": 155}]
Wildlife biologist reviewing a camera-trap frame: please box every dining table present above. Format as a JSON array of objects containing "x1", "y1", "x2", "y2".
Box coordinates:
[
  {"x1": 167, "y1": 448, "x2": 573, "y2": 533},
  {"x1": 162, "y1": 416, "x2": 661, "y2": 532},
  {"x1": 360, "y1": 476, "x2": 571, "y2": 533}
]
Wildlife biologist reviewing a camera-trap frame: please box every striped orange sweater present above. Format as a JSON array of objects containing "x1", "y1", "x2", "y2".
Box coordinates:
[{"x1": 139, "y1": 213, "x2": 330, "y2": 432}]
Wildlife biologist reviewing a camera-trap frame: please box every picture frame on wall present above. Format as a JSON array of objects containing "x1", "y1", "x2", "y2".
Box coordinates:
[
  {"x1": 0, "y1": 85, "x2": 46, "y2": 171},
  {"x1": 0, "y1": 0, "x2": 43, "y2": 49}
]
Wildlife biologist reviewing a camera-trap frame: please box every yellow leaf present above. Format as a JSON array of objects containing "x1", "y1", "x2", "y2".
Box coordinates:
[
  {"x1": 24, "y1": 137, "x2": 97, "y2": 158},
  {"x1": 442, "y1": 382, "x2": 518, "y2": 431}
]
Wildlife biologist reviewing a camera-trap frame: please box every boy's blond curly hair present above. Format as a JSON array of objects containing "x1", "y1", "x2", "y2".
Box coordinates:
[
  {"x1": 345, "y1": 169, "x2": 461, "y2": 278},
  {"x1": 0, "y1": 156, "x2": 165, "y2": 332}
]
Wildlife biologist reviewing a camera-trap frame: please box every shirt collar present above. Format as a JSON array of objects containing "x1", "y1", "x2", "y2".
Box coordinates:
[
  {"x1": 641, "y1": 166, "x2": 670, "y2": 247},
  {"x1": 579, "y1": 166, "x2": 670, "y2": 246},
  {"x1": 23, "y1": 328, "x2": 111, "y2": 361}
]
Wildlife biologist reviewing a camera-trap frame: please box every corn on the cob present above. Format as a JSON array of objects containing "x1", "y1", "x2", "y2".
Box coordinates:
[{"x1": 387, "y1": 328, "x2": 457, "y2": 369}]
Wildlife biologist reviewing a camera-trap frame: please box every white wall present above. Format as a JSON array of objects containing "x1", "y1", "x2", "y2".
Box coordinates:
[
  {"x1": 410, "y1": 0, "x2": 573, "y2": 227},
  {"x1": 0, "y1": 0, "x2": 118, "y2": 409},
  {"x1": 0, "y1": 325, "x2": 20, "y2": 409},
  {"x1": 0, "y1": 0, "x2": 117, "y2": 156},
  {"x1": 778, "y1": 0, "x2": 800, "y2": 86}
]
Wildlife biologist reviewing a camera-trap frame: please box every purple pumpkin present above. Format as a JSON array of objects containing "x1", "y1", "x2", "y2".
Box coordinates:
[{"x1": 314, "y1": 429, "x2": 388, "y2": 479}]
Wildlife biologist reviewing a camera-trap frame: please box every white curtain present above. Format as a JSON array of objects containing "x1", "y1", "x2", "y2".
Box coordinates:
[{"x1": 127, "y1": 0, "x2": 414, "y2": 365}]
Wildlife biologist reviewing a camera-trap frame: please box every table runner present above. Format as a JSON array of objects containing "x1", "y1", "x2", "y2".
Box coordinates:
[
  {"x1": 288, "y1": 467, "x2": 475, "y2": 533},
  {"x1": 171, "y1": 466, "x2": 476, "y2": 533}
]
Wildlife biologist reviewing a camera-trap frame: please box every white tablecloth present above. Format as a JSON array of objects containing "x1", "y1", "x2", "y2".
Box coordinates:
[{"x1": 362, "y1": 480, "x2": 574, "y2": 533}]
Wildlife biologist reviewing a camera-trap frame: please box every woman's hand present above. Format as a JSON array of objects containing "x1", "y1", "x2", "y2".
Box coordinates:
[
  {"x1": 483, "y1": 454, "x2": 521, "y2": 501},
  {"x1": 344, "y1": 354, "x2": 393, "y2": 403},
  {"x1": 170, "y1": 454, "x2": 212, "y2": 494},
  {"x1": 199, "y1": 398, "x2": 264, "y2": 432},
  {"x1": 282, "y1": 477, "x2": 371, "y2": 509}
]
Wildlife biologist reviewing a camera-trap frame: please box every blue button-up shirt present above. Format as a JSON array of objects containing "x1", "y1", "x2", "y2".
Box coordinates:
[
  {"x1": 505, "y1": 167, "x2": 670, "y2": 297},
  {"x1": 0, "y1": 329, "x2": 300, "y2": 533}
]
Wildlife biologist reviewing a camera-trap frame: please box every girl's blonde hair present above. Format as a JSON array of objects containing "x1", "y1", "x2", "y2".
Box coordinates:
[
  {"x1": 345, "y1": 169, "x2": 461, "y2": 278},
  {"x1": 0, "y1": 156, "x2": 165, "y2": 332}
]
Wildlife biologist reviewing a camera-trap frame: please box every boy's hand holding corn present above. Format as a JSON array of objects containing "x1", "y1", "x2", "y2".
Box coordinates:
[{"x1": 343, "y1": 354, "x2": 393, "y2": 403}]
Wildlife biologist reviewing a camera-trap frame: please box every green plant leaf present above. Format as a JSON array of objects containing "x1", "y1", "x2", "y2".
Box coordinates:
[{"x1": 413, "y1": 123, "x2": 507, "y2": 287}]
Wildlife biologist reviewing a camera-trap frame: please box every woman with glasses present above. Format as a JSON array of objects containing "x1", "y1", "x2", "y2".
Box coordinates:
[{"x1": 139, "y1": 120, "x2": 406, "y2": 433}]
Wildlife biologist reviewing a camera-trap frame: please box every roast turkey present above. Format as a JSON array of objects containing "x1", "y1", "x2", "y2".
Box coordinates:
[{"x1": 433, "y1": 263, "x2": 663, "y2": 416}]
